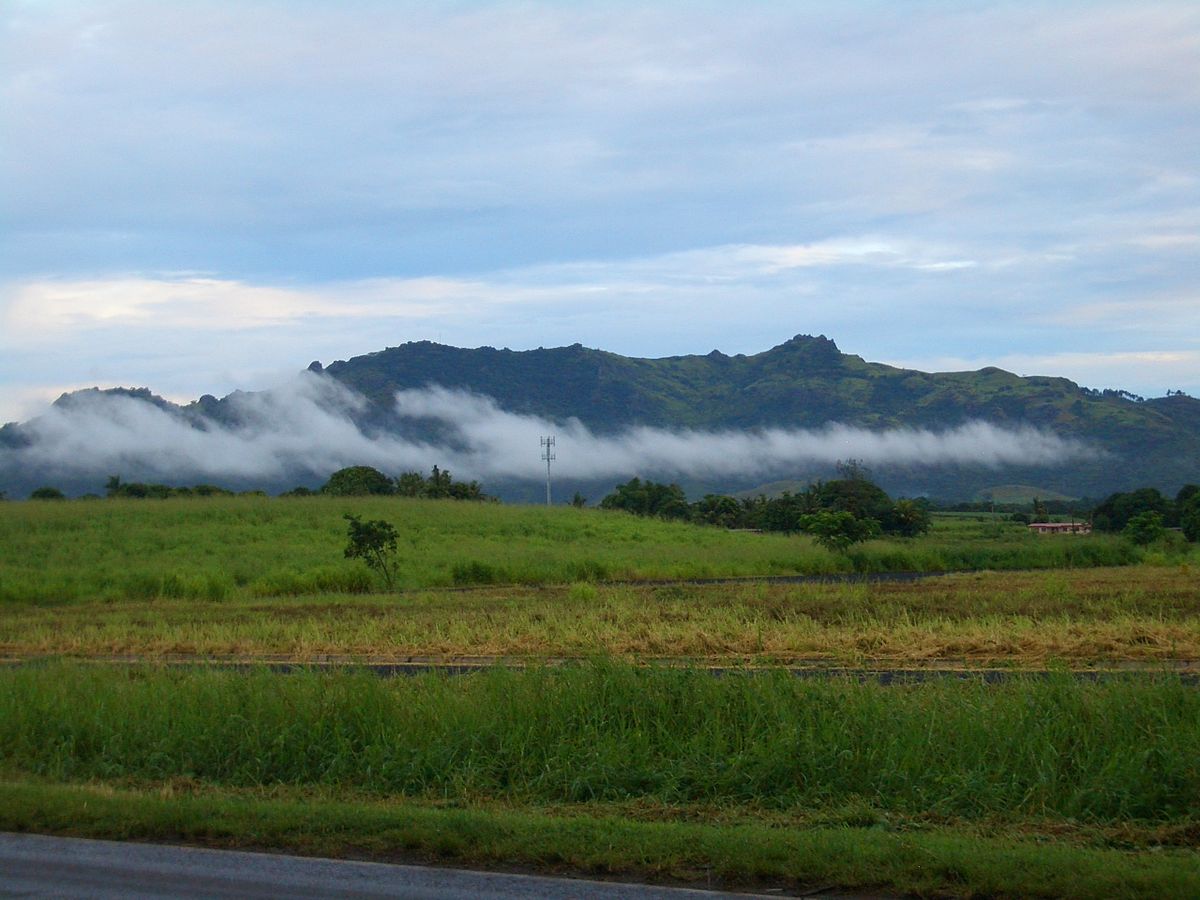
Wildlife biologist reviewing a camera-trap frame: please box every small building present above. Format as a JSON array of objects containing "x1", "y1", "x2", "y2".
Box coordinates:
[{"x1": 1028, "y1": 522, "x2": 1091, "y2": 535}]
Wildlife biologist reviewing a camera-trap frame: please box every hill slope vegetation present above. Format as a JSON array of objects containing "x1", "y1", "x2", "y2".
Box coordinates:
[{"x1": 2, "y1": 335, "x2": 1197, "y2": 500}]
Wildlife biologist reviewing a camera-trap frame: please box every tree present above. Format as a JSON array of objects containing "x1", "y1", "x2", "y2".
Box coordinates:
[
  {"x1": 425, "y1": 465, "x2": 453, "y2": 498},
  {"x1": 394, "y1": 471, "x2": 426, "y2": 497},
  {"x1": 393, "y1": 467, "x2": 488, "y2": 501},
  {"x1": 1032, "y1": 497, "x2": 1048, "y2": 521},
  {"x1": 836, "y1": 458, "x2": 873, "y2": 482},
  {"x1": 570, "y1": 492, "x2": 588, "y2": 508},
  {"x1": 754, "y1": 491, "x2": 815, "y2": 533},
  {"x1": 1092, "y1": 488, "x2": 1169, "y2": 532},
  {"x1": 343, "y1": 514, "x2": 400, "y2": 589},
  {"x1": 1180, "y1": 494, "x2": 1200, "y2": 543},
  {"x1": 1122, "y1": 511, "x2": 1165, "y2": 546},
  {"x1": 30, "y1": 486, "x2": 66, "y2": 500},
  {"x1": 885, "y1": 498, "x2": 932, "y2": 537},
  {"x1": 800, "y1": 510, "x2": 880, "y2": 553},
  {"x1": 691, "y1": 493, "x2": 744, "y2": 528},
  {"x1": 599, "y1": 478, "x2": 690, "y2": 520},
  {"x1": 193, "y1": 484, "x2": 234, "y2": 497},
  {"x1": 279, "y1": 486, "x2": 317, "y2": 497},
  {"x1": 816, "y1": 477, "x2": 893, "y2": 522},
  {"x1": 321, "y1": 466, "x2": 395, "y2": 496}
]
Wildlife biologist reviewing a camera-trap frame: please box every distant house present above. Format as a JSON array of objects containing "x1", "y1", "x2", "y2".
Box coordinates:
[{"x1": 1028, "y1": 522, "x2": 1091, "y2": 535}]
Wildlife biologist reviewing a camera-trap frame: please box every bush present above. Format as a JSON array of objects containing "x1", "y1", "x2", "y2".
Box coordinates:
[
  {"x1": 323, "y1": 466, "x2": 396, "y2": 496},
  {"x1": 29, "y1": 487, "x2": 66, "y2": 500},
  {"x1": 1122, "y1": 511, "x2": 1166, "y2": 546},
  {"x1": 800, "y1": 511, "x2": 880, "y2": 553}
]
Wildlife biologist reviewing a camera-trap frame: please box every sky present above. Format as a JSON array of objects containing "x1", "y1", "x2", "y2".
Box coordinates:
[{"x1": 2, "y1": 0, "x2": 1198, "y2": 424}]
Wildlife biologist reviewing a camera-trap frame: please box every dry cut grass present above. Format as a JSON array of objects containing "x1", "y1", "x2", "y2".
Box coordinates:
[{"x1": 4, "y1": 566, "x2": 1197, "y2": 667}]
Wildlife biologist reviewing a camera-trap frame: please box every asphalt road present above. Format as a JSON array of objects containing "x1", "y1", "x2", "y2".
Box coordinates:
[{"x1": 0, "y1": 833, "x2": 777, "y2": 899}]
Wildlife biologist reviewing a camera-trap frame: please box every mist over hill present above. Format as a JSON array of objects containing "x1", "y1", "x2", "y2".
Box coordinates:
[{"x1": 2, "y1": 335, "x2": 1196, "y2": 501}]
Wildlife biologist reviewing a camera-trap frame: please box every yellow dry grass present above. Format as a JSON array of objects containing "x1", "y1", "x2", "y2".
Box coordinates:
[{"x1": 4, "y1": 565, "x2": 1197, "y2": 667}]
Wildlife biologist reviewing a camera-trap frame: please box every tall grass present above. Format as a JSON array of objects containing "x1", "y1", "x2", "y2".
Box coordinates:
[{"x1": 1, "y1": 662, "x2": 1195, "y2": 824}]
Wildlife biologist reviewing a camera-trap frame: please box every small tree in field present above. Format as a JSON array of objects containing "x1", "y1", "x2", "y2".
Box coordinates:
[
  {"x1": 800, "y1": 510, "x2": 880, "y2": 553},
  {"x1": 343, "y1": 514, "x2": 400, "y2": 589}
]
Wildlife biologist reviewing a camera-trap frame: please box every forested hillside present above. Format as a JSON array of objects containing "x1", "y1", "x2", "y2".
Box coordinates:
[{"x1": 3, "y1": 335, "x2": 1197, "y2": 500}]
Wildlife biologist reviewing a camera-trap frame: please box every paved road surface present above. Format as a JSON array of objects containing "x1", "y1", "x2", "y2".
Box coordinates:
[{"x1": 0, "y1": 832, "x2": 782, "y2": 899}]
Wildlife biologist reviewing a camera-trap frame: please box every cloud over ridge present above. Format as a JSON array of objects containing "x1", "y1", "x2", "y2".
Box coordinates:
[{"x1": 2, "y1": 376, "x2": 1095, "y2": 488}]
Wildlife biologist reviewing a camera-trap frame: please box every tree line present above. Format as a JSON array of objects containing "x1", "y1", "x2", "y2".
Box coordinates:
[
  {"x1": 1090, "y1": 484, "x2": 1199, "y2": 543},
  {"x1": 12, "y1": 465, "x2": 491, "y2": 502},
  {"x1": 296, "y1": 465, "x2": 492, "y2": 501},
  {"x1": 598, "y1": 463, "x2": 931, "y2": 552}
]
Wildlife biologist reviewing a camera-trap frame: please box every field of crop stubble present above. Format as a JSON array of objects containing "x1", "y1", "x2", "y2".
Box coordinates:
[{"x1": 1, "y1": 495, "x2": 1197, "y2": 897}]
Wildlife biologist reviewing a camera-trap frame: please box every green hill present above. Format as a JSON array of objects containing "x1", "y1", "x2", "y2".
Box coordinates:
[
  {"x1": 3, "y1": 335, "x2": 1197, "y2": 501},
  {"x1": 315, "y1": 335, "x2": 1198, "y2": 498}
]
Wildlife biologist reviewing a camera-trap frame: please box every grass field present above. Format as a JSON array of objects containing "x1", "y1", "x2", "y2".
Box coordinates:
[
  {"x1": 1, "y1": 495, "x2": 1198, "y2": 896},
  {"x1": 0, "y1": 496, "x2": 1154, "y2": 605},
  {"x1": 6, "y1": 662, "x2": 1196, "y2": 821},
  {"x1": 0, "y1": 663, "x2": 1197, "y2": 897}
]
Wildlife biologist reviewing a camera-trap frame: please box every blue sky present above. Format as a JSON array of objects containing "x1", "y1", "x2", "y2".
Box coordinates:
[{"x1": 2, "y1": 0, "x2": 1198, "y2": 422}]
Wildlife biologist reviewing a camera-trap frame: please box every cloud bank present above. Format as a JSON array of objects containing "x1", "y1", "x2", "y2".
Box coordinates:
[{"x1": 1, "y1": 376, "x2": 1095, "y2": 489}]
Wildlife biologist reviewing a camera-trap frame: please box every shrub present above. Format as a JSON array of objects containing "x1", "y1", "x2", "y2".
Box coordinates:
[
  {"x1": 800, "y1": 511, "x2": 880, "y2": 553},
  {"x1": 323, "y1": 466, "x2": 395, "y2": 496},
  {"x1": 343, "y1": 514, "x2": 400, "y2": 589},
  {"x1": 1122, "y1": 511, "x2": 1166, "y2": 546}
]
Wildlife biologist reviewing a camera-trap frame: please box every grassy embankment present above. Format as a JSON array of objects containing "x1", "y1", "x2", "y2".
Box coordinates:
[{"x1": 0, "y1": 662, "x2": 1198, "y2": 898}]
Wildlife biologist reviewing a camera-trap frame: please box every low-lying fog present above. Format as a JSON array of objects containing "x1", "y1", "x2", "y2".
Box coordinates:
[{"x1": 1, "y1": 374, "x2": 1096, "y2": 488}]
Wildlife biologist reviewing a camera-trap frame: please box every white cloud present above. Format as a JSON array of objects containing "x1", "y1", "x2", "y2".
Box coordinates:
[
  {"x1": 0, "y1": 236, "x2": 983, "y2": 340},
  {"x1": 391, "y1": 386, "x2": 1096, "y2": 480},
  {"x1": 1, "y1": 378, "x2": 1096, "y2": 487}
]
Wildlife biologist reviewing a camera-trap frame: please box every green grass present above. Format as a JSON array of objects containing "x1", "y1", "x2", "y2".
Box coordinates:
[
  {"x1": 0, "y1": 496, "x2": 1165, "y2": 605},
  {"x1": 3, "y1": 779, "x2": 1197, "y2": 899},
  {"x1": 1, "y1": 662, "x2": 1197, "y2": 898},
  {"x1": 0, "y1": 496, "x2": 824, "y2": 603},
  {"x1": 3, "y1": 497, "x2": 1196, "y2": 896},
  {"x1": 3, "y1": 662, "x2": 1196, "y2": 823}
]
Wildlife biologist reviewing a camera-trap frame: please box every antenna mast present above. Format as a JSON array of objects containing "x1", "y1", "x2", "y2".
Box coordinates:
[{"x1": 540, "y1": 435, "x2": 556, "y2": 506}]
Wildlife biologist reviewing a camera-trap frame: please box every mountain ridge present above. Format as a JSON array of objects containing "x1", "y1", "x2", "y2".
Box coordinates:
[{"x1": 2, "y1": 335, "x2": 1197, "y2": 500}]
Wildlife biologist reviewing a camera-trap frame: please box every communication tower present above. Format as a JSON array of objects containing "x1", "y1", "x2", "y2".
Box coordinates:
[{"x1": 540, "y1": 435, "x2": 556, "y2": 506}]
